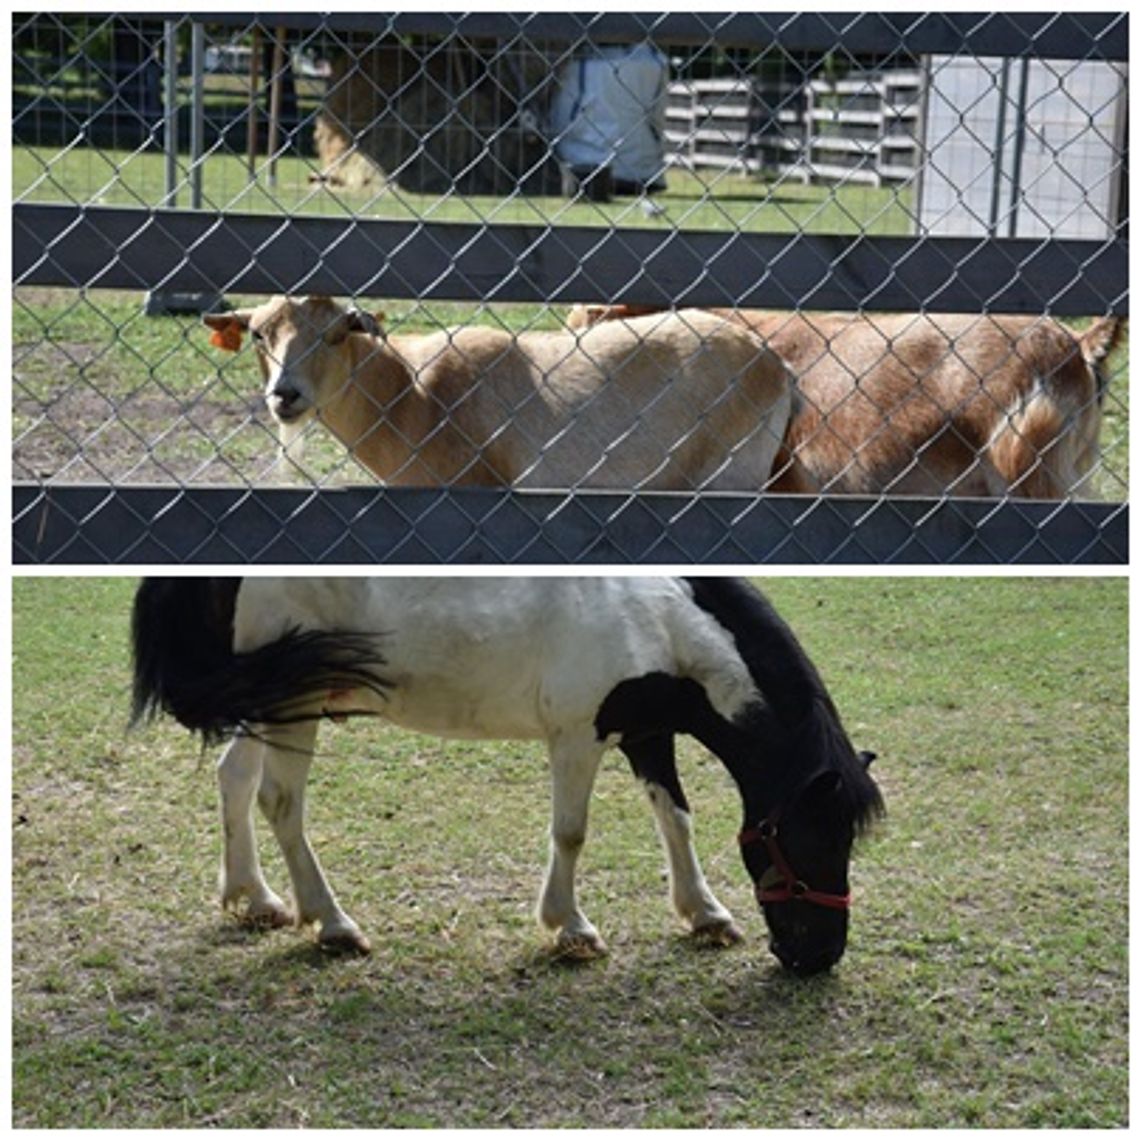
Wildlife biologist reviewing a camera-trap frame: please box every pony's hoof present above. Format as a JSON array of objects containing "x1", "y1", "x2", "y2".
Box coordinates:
[
  {"x1": 225, "y1": 895, "x2": 294, "y2": 930},
  {"x1": 692, "y1": 919, "x2": 744, "y2": 948},
  {"x1": 318, "y1": 927, "x2": 372, "y2": 956},
  {"x1": 554, "y1": 931, "x2": 608, "y2": 961},
  {"x1": 248, "y1": 906, "x2": 294, "y2": 930}
]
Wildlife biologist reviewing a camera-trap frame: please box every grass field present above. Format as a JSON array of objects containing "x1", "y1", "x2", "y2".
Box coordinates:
[
  {"x1": 13, "y1": 144, "x2": 917, "y2": 235},
  {"x1": 11, "y1": 575, "x2": 1128, "y2": 1127}
]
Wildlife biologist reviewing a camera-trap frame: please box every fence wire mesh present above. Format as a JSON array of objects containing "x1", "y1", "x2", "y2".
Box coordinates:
[{"x1": 12, "y1": 12, "x2": 1129, "y2": 563}]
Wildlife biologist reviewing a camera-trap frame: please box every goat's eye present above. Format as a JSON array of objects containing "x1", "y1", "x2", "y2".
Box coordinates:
[{"x1": 250, "y1": 329, "x2": 264, "y2": 344}]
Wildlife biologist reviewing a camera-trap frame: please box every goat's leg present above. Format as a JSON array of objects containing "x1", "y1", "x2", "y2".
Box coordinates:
[
  {"x1": 623, "y1": 736, "x2": 741, "y2": 945},
  {"x1": 274, "y1": 419, "x2": 308, "y2": 482},
  {"x1": 258, "y1": 722, "x2": 370, "y2": 954},
  {"x1": 217, "y1": 734, "x2": 292, "y2": 927},
  {"x1": 538, "y1": 729, "x2": 607, "y2": 958}
]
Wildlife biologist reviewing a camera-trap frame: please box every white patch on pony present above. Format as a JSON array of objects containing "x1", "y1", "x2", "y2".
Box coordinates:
[
  {"x1": 670, "y1": 582, "x2": 761, "y2": 723},
  {"x1": 234, "y1": 577, "x2": 759, "y2": 733}
]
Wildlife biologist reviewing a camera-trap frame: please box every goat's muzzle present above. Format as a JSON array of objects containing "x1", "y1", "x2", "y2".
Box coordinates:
[{"x1": 267, "y1": 386, "x2": 309, "y2": 423}]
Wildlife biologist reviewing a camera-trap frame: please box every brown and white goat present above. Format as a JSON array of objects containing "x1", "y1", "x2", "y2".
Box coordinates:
[
  {"x1": 205, "y1": 296, "x2": 791, "y2": 490},
  {"x1": 568, "y1": 304, "x2": 1122, "y2": 497}
]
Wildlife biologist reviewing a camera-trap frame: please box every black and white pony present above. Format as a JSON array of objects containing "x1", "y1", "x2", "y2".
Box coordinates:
[{"x1": 131, "y1": 577, "x2": 883, "y2": 975}]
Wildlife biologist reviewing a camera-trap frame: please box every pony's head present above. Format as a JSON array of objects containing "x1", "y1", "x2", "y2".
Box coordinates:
[
  {"x1": 678, "y1": 577, "x2": 886, "y2": 976},
  {"x1": 737, "y1": 715, "x2": 883, "y2": 976}
]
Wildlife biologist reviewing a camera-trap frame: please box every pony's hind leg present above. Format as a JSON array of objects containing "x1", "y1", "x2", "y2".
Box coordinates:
[
  {"x1": 538, "y1": 729, "x2": 608, "y2": 958},
  {"x1": 217, "y1": 734, "x2": 292, "y2": 928},
  {"x1": 622, "y1": 736, "x2": 741, "y2": 946},
  {"x1": 257, "y1": 721, "x2": 371, "y2": 954}
]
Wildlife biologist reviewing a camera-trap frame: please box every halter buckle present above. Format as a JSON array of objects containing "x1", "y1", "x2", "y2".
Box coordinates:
[{"x1": 739, "y1": 811, "x2": 851, "y2": 911}]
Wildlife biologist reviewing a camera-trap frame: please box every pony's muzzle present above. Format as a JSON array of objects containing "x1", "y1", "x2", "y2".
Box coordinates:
[{"x1": 769, "y1": 936, "x2": 845, "y2": 976}]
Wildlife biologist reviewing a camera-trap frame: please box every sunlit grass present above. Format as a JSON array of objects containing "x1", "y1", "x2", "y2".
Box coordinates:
[{"x1": 13, "y1": 143, "x2": 917, "y2": 235}]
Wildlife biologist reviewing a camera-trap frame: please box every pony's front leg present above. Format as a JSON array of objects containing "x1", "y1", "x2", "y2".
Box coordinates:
[
  {"x1": 217, "y1": 734, "x2": 293, "y2": 927},
  {"x1": 538, "y1": 730, "x2": 607, "y2": 958},
  {"x1": 644, "y1": 783, "x2": 741, "y2": 946},
  {"x1": 258, "y1": 722, "x2": 370, "y2": 954},
  {"x1": 622, "y1": 735, "x2": 741, "y2": 945}
]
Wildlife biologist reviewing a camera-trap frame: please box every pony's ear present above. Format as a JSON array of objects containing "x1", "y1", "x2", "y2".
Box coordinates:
[
  {"x1": 1079, "y1": 315, "x2": 1123, "y2": 365},
  {"x1": 858, "y1": 750, "x2": 877, "y2": 769},
  {"x1": 801, "y1": 770, "x2": 845, "y2": 804},
  {"x1": 203, "y1": 310, "x2": 251, "y2": 353}
]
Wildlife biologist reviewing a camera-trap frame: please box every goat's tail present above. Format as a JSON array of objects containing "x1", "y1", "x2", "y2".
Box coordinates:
[
  {"x1": 130, "y1": 578, "x2": 392, "y2": 743},
  {"x1": 1079, "y1": 315, "x2": 1126, "y2": 366},
  {"x1": 987, "y1": 316, "x2": 1124, "y2": 497}
]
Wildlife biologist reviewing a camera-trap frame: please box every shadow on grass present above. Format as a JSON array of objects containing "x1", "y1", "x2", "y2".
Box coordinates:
[{"x1": 202, "y1": 910, "x2": 850, "y2": 1033}]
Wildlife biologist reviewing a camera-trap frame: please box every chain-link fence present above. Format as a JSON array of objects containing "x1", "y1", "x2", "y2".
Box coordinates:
[{"x1": 12, "y1": 12, "x2": 1129, "y2": 563}]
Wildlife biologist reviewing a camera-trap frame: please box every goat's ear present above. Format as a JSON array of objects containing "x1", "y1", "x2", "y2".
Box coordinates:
[
  {"x1": 586, "y1": 305, "x2": 615, "y2": 324},
  {"x1": 203, "y1": 310, "x2": 250, "y2": 353},
  {"x1": 565, "y1": 304, "x2": 591, "y2": 331},
  {"x1": 346, "y1": 307, "x2": 382, "y2": 336},
  {"x1": 858, "y1": 750, "x2": 877, "y2": 769},
  {"x1": 325, "y1": 307, "x2": 382, "y2": 346}
]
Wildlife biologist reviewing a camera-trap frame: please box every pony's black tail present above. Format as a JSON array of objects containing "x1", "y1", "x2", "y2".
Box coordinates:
[{"x1": 130, "y1": 578, "x2": 393, "y2": 743}]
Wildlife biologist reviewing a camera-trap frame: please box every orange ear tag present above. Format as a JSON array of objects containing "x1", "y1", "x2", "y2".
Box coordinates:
[{"x1": 209, "y1": 321, "x2": 245, "y2": 352}]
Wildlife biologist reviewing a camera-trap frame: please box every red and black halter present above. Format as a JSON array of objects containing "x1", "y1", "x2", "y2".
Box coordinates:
[{"x1": 738, "y1": 808, "x2": 851, "y2": 911}]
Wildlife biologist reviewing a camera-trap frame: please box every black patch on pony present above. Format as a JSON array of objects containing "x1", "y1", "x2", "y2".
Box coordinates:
[
  {"x1": 131, "y1": 577, "x2": 394, "y2": 743},
  {"x1": 682, "y1": 577, "x2": 884, "y2": 833},
  {"x1": 594, "y1": 672, "x2": 729, "y2": 813},
  {"x1": 595, "y1": 670, "x2": 777, "y2": 814}
]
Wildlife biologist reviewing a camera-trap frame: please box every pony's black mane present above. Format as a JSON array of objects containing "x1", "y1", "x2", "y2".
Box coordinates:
[
  {"x1": 684, "y1": 577, "x2": 884, "y2": 833},
  {"x1": 763, "y1": 696, "x2": 884, "y2": 836}
]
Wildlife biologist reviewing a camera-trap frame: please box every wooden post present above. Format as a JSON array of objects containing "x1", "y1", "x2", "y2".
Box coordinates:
[
  {"x1": 247, "y1": 26, "x2": 261, "y2": 179},
  {"x1": 267, "y1": 26, "x2": 286, "y2": 189}
]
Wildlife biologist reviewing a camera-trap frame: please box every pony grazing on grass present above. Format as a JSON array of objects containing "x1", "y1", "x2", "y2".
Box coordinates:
[{"x1": 130, "y1": 577, "x2": 883, "y2": 976}]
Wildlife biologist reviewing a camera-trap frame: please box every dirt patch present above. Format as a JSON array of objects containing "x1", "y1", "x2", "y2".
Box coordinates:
[{"x1": 14, "y1": 384, "x2": 278, "y2": 485}]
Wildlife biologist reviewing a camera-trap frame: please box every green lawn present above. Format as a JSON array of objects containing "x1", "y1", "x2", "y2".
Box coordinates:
[
  {"x1": 13, "y1": 143, "x2": 917, "y2": 235},
  {"x1": 11, "y1": 575, "x2": 1128, "y2": 1127}
]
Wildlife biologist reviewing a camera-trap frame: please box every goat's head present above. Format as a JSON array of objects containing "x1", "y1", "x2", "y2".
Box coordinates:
[
  {"x1": 565, "y1": 303, "x2": 659, "y2": 332},
  {"x1": 204, "y1": 296, "x2": 382, "y2": 425}
]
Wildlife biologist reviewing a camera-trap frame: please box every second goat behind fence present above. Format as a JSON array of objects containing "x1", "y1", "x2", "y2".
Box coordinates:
[{"x1": 570, "y1": 305, "x2": 1123, "y2": 498}]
